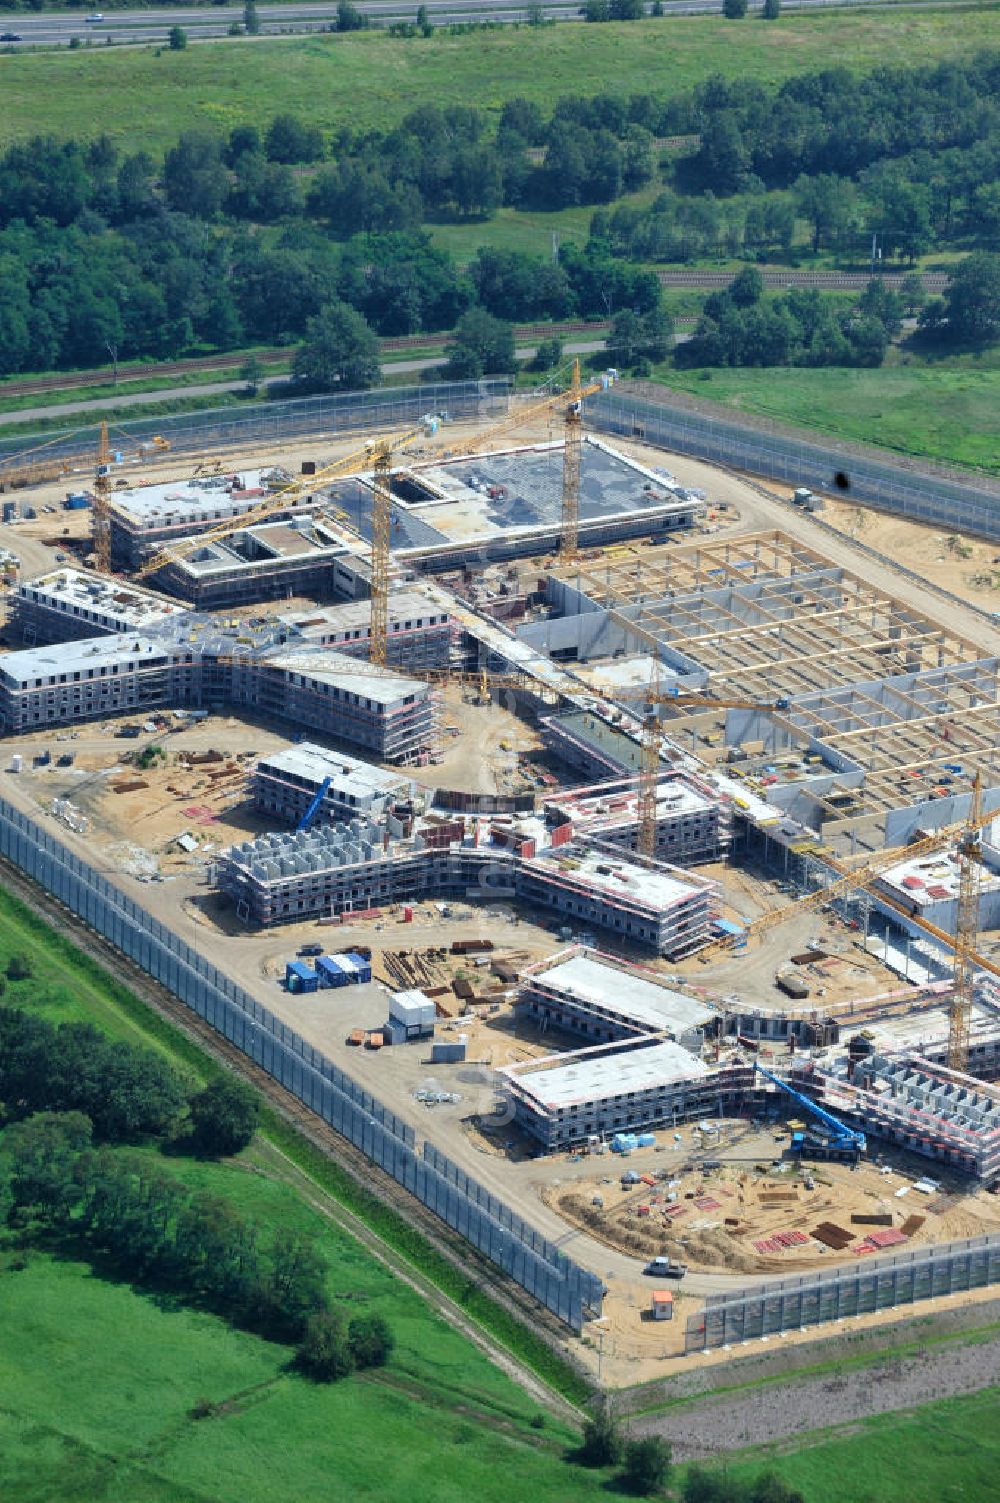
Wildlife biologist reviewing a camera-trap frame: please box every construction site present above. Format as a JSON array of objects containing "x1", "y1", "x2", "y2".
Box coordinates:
[{"x1": 1, "y1": 369, "x2": 1000, "y2": 1381}]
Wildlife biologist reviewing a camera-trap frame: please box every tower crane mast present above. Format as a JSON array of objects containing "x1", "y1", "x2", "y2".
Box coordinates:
[
  {"x1": 949, "y1": 772, "x2": 983, "y2": 1071},
  {"x1": 92, "y1": 421, "x2": 112, "y2": 574},
  {"x1": 560, "y1": 359, "x2": 584, "y2": 565},
  {"x1": 369, "y1": 444, "x2": 392, "y2": 668}
]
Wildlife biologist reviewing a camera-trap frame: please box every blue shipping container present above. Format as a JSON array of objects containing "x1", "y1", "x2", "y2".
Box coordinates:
[
  {"x1": 285, "y1": 960, "x2": 319, "y2": 993},
  {"x1": 316, "y1": 955, "x2": 348, "y2": 988},
  {"x1": 343, "y1": 952, "x2": 372, "y2": 983}
]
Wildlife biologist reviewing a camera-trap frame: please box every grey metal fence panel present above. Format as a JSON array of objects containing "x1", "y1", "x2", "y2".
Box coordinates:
[
  {"x1": 685, "y1": 1234, "x2": 1000, "y2": 1351},
  {"x1": 0, "y1": 796, "x2": 598, "y2": 1329},
  {"x1": 0, "y1": 380, "x2": 512, "y2": 471},
  {"x1": 586, "y1": 388, "x2": 1000, "y2": 542}
]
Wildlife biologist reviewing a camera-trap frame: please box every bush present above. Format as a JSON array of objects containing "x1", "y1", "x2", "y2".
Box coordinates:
[
  {"x1": 187, "y1": 1075, "x2": 260, "y2": 1157},
  {"x1": 168, "y1": 25, "x2": 188, "y2": 48},
  {"x1": 296, "y1": 1309, "x2": 355, "y2": 1381},
  {"x1": 530, "y1": 336, "x2": 564, "y2": 373},
  {"x1": 0, "y1": 1008, "x2": 187, "y2": 1142},
  {"x1": 6, "y1": 954, "x2": 32, "y2": 981},
  {"x1": 723, "y1": 0, "x2": 747, "y2": 15},
  {"x1": 621, "y1": 1435, "x2": 672, "y2": 1495},
  {"x1": 347, "y1": 1311, "x2": 394, "y2": 1369},
  {"x1": 578, "y1": 1406, "x2": 624, "y2": 1467}
]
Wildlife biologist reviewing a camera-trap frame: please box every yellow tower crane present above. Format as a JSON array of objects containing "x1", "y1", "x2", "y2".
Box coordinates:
[
  {"x1": 560, "y1": 359, "x2": 584, "y2": 565},
  {"x1": 949, "y1": 771, "x2": 984, "y2": 1071},
  {"x1": 92, "y1": 420, "x2": 112, "y2": 574},
  {"x1": 631, "y1": 689, "x2": 792, "y2": 860}
]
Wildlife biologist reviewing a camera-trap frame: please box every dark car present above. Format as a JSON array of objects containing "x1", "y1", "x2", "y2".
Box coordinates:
[
  {"x1": 297, "y1": 943, "x2": 323, "y2": 958},
  {"x1": 0, "y1": 31, "x2": 23, "y2": 40}
]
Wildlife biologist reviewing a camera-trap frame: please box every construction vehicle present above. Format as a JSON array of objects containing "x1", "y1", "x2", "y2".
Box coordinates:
[
  {"x1": 754, "y1": 1062, "x2": 866, "y2": 1163},
  {"x1": 296, "y1": 775, "x2": 333, "y2": 833}
]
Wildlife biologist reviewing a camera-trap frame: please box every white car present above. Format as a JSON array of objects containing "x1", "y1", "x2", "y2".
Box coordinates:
[{"x1": 85, "y1": 12, "x2": 105, "y2": 21}]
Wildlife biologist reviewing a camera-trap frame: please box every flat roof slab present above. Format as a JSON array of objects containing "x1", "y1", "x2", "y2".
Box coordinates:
[
  {"x1": 531, "y1": 953, "x2": 715, "y2": 1034},
  {"x1": 511, "y1": 1037, "x2": 708, "y2": 1111}
]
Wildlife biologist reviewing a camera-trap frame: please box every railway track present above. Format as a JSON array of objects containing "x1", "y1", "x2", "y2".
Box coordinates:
[
  {"x1": 0, "y1": 320, "x2": 611, "y2": 402},
  {"x1": 0, "y1": 847, "x2": 588, "y2": 1420},
  {"x1": 657, "y1": 269, "x2": 949, "y2": 292},
  {"x1": 4, "y1": 260, "x2": 950, "y2": 403}
]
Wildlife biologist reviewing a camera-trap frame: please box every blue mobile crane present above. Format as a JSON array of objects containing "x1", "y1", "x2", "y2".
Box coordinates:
[
  {"x1": 296, "y1": 776, "x2": 332, "y2": 833},
  {"x1": 754, "y1": 1062, "x2": 866, "y2": 1163}
]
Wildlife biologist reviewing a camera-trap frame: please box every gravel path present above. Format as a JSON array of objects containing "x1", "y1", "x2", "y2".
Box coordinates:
[{"x1": 631, "y1": 1335, "x2": 1000, "y2": 1459}]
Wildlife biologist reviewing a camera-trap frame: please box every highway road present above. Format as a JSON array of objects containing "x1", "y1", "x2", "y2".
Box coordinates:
[{"x1": 0, "y1": 0, "x2": 945, "y2": 47}]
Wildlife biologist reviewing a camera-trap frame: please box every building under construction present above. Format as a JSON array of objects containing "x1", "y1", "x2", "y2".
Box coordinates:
[
  {"x1": 500, "y1": 1037, "x2": 755, "y2": 1150},
  {"x1": 0, "y1": 606, "x2": 438, "y2": 763},
  {"x1": 278, "y1": 591, "x2": 452, "y2": 674},
  {"x1": 526, "y1": 529, "x2": 1000, "y2": 857},
  {"x1": 520, "y1": 949, "x2": 716, "y2": 1049},
  {"x1": 543, "y1": 771, "x2": 733, "y2": 865},
  {"x1": 149, "y1": 513, "x2": 371, "y2": 610},
  {"x1": 329, "y1": 437, "x2": 700, "y2": 573},
  {"x1": 803, "y1": 1054, "x2": 1000, "y2": 1181},
  {"x1": 12, "y1": 568, "x2": 188, "y2": 646},
  {"x1": 108, "y1": 469, "x2": 281, "y2": 569},
  {"x1": 253, "y1": 743, "x2": 414, "y2": 826},
  {"x1": 214, "y1": 819, "x2": 717, "y2": 954}
]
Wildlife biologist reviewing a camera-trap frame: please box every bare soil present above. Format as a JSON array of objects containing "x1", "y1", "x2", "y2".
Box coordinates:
[
  {"x1": 821, "y1": 495, "x2": 1000, "y2": 611},
  {"x1": 542, "y1": 1132, "x2": 1000, "y2": 1280}
]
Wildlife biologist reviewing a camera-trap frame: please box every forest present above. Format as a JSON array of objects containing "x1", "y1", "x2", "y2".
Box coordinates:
[{"x1": 0, "y1": 52, "x2": 999, "y2": 378}]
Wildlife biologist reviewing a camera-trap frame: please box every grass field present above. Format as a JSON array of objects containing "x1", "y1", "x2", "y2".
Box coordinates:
[
  {"x1": 722, "y1": 1386, "x2": 1000, "y2": 1503},
  {"x1": 0, "y1": 880, "x2": 635, "y2": 1502},
  {"x1": 0, "y1": 1242, "x2": 608, "y2": 1503},
  {"x1": 1, "y1": 11, "x2": 998, "y2": 152},
  {"x1": 661, "y1": 358, "x2": 1000, "y2": 475},
  {"x1": 5, "y1": 831, "x2": 1000, "y2": 1498}
]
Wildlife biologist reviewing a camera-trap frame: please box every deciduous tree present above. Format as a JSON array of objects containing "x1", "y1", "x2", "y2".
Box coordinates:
[{"x1": 294, "y1": 301, "x2": 381, "y2": 391}]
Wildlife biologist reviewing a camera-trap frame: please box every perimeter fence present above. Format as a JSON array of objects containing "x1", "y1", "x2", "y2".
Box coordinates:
[
  {"x1": 685, "y1": 1234, "x2": 1000, "y2": 1352},
  {"x1": 0, "y1": 794, "x2": 601, "y2": 1331},
  {"x1": 0, "y1": 380, "x2": 512, "y2": 476},
  {"x1": 585, "y1": 385, "x2": 1000, "y2": 541}
]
